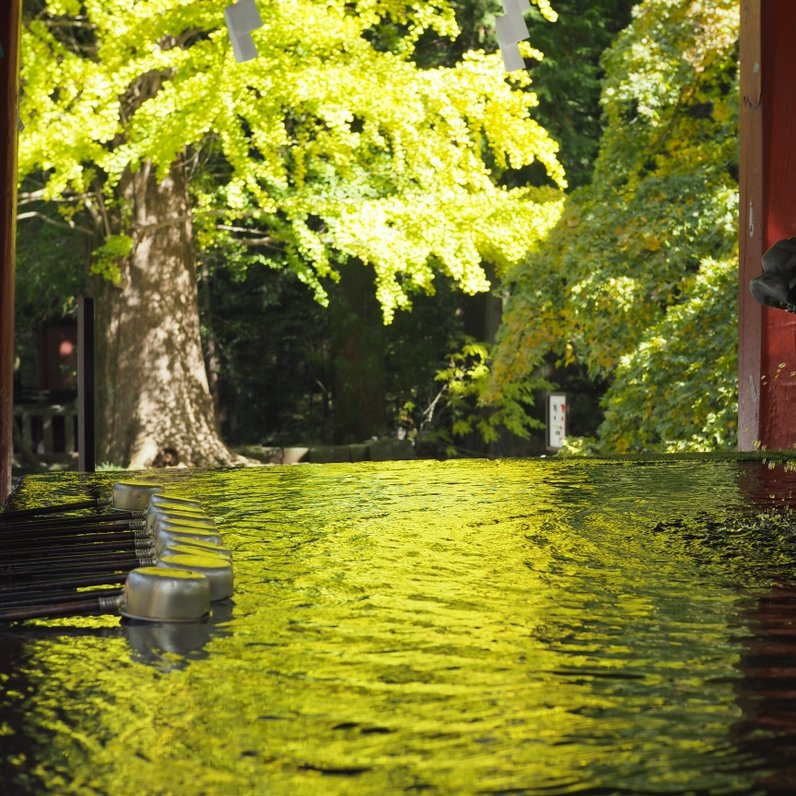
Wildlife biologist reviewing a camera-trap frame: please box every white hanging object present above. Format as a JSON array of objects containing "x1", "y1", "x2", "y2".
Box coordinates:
[
  {"x1": 497, "y1": 0, "x2": 530, "y2": 72},
  {"x1": 225, "y1": 0, "x2": 262, "y2": 33},
  {"x1": 502, "y1": 0, "x2": 531, "y2": 13},
  {"x1": 496, "y1": 13, "x2": 529, "y2": 46},
  {"x1": 224, "y1": 0, "x2": 263, "y2": 63},
  {"x1": 500, "y1": 42, "x2": 525, "y2": 72}
]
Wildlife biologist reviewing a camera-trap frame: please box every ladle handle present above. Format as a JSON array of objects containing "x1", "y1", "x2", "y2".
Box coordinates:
[
  {"x1": 0, "y1": 597, "x2": 107, "y2": 621},
  {"x1": 0, "y1": 497, "x2": 111, "y2": 523},
  {"x1": 1, "y1": 530, "x2": 147, "y2": 555},
  {"x1": 0, "y1": 522, "x2": 144, "y2": 552},
  {"x1": 0, "y1": 540, "x2": 152, "y2": 567},
  {"x1": 0, "y1": 511, "x2": 142, "y2": 534},
  {"x1": 0, "y1": 557, "x2": 143, "y2": 582},
  {"x1": 0, "y1": 587, "x2": 123, "y2": 611},
  {"x1": 0, "y1": 573, "x2": 128, "y2": 597}
]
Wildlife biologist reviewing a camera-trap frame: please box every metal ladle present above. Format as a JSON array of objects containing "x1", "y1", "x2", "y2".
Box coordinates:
[
  {"x1": 0, "y1": 481, "x2": 163, "y2": 525},
  {"x1": 0, "y1": 567, "x2": 212, "y2": 623}
]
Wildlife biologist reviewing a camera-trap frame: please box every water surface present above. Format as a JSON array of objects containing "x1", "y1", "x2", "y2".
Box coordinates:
[{"x1": 2, "y1": 457, "x2": 796, "y2": 794}]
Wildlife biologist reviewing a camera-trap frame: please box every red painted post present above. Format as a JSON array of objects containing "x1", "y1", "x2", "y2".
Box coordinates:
[
  {"x1": 758, "y1": 0, "x2": 796, "y2": 451},
  {"x1": 0, "y1": 1, "x2": 22, "y2": 503},
  {"x1": 739, "y1": 0, "x2": 796, "y2": 452}
]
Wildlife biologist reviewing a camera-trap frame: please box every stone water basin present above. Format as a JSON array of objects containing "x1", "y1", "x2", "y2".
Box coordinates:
[{"x1": 1, "y1": 456, "x2": 796, "y2": 793}]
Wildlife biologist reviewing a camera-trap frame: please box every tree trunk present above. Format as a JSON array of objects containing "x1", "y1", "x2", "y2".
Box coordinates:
[{"x1": 95, "y1": 158, "x2": 240, "y2": 468}]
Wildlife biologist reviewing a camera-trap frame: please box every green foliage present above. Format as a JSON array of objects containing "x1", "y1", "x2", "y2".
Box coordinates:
[
  {"x1": 489, "y1": 0, "x2": 740, "y2": 453},
  {"x1": 96, "y1": 462, "x2": 127, "y2": 472},
  {"x1": 425, "y1": 338, "x2": 547, "y2": 455},
  {"x1": 416, "y1": 0, "x2": 634, "y2": 188},
  {"x1": 413, "y1": 0, "x2": 557, "y2": 66},
  {"x1": 203, "y1": 258, "x2": 335, "y2": 445},
  {"x1": 413, "y1": 0, "x2": 501, "y2": 66},
  {"x1": 436, "y1": 341, "x2": 494, "y2": 440},
  {"x1": 522, "y1": 0, "x2": 635, "y2": 188},
  {"x1": 19, "y1": 0, "x2": 566, "y2": 322},
  {"x1": 383, "y1": 277, "x2": 467, "y2": 434},
  {"x1": 90, "y1": 234, "x2": 133, "y2": 282},
  {"x1": 598, "y1": 257, "x2": 738, "y2": 452},
  {"x1": 205, "y1": 256, "x2": 481, "y2": 448},
  {"x1": 17, "y1": 0, "x2": 573, "y2": 456},
  {"x1": 15, "y1": 181, "x2": 88, "y2": 324}
]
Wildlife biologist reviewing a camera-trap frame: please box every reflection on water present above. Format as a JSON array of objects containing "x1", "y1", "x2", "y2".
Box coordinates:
[{"x1": 2, "y1": 458, "x2": 796, "y2": 793}]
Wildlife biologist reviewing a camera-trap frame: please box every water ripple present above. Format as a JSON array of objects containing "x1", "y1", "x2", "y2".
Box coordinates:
[{"x1": 2, "y1": 458, "x2": 796, "y2": 793}]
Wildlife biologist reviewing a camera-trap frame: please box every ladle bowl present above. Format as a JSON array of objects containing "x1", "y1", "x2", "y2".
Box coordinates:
[
  {"x1": 162, "y1": 540, "x2": 233, "y2": 560},
  {"x1": 155, "y1": 526, "x2": 225, "y2": 552},
  {"x1": 149, "y1": 494, "x2": 203, "y2": 511},
  {"x1": 149, "y1": 510, "x2": 215, "y2": 535},
  {"x1": 120, "y1": 567, "x2": 211, "y2": 622},
  {"x1": 156, "y1": 553, "x2": 234, "y2": 602},
  {"x1": 112, "y1": 482, "x2": 164, "y2": 512}
]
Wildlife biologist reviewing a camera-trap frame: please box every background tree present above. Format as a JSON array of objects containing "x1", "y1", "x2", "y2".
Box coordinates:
[
  {"x1": 18, "y1": 0, "x2": 565, "y2": 467},
  {"x1": 201, "y1": 240, "x2": 473, "y2": 451},
  {"x1": 346, "y1": 0, "x2": 638, "y2": 452},
  {"x1": 428, "y1": 0, "x2": 636, "y2": 453},
  {"x1": 520, "y1": 0, "x2": 635, "y2": 189},
  {"x1": 416, "y1": 0, "x2": 636, "y2": 186},
  {"x1": 488, "y1": 0, "x2": 739, "y2": 452}
]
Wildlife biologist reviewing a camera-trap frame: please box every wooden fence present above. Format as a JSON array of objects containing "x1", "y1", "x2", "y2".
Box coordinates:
[{"x1": 13, "y1": 402, "x2": 78, "y2": 466}]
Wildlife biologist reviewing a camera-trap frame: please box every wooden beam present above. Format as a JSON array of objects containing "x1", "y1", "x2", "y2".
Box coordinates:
[
  {"x1": 738, "y1": 0, "x2": 764, "y2": 449},
  {"x1": 0, "y1": 1, "x2": 22, "y2": 503},
  {"x1": 78, "y1": 296, "x2": 96, "y2": 472}
]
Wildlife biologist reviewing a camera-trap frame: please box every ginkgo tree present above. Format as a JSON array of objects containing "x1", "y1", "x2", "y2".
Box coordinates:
[{"x1": 18, "y1": 0, "x2": 565, "y2": 467}]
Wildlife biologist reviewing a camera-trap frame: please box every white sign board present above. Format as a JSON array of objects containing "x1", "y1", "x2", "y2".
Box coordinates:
[{"x1": 547, "y1": 392, "x2": 567, "y2": 451}]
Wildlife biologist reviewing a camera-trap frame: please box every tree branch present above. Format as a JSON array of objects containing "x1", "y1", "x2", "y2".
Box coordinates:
[
  {"x1": 216, "y1": 224, "x2": 279, "y2": 248},
  {"x1": 15, "y1": 211, "x2": 93, "y2": 236},
  {"x1": 17, "y1": 189, "x2": 93, "y2": 206}
]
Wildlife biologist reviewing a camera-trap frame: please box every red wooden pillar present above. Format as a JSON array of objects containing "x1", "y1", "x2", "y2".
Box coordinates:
[
  {"x1": 739, "y1": 0, "x2": 796, "y2": 451},
  {"x1": 0, "y1": 1, "x2": 22, "y2": 502}
]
